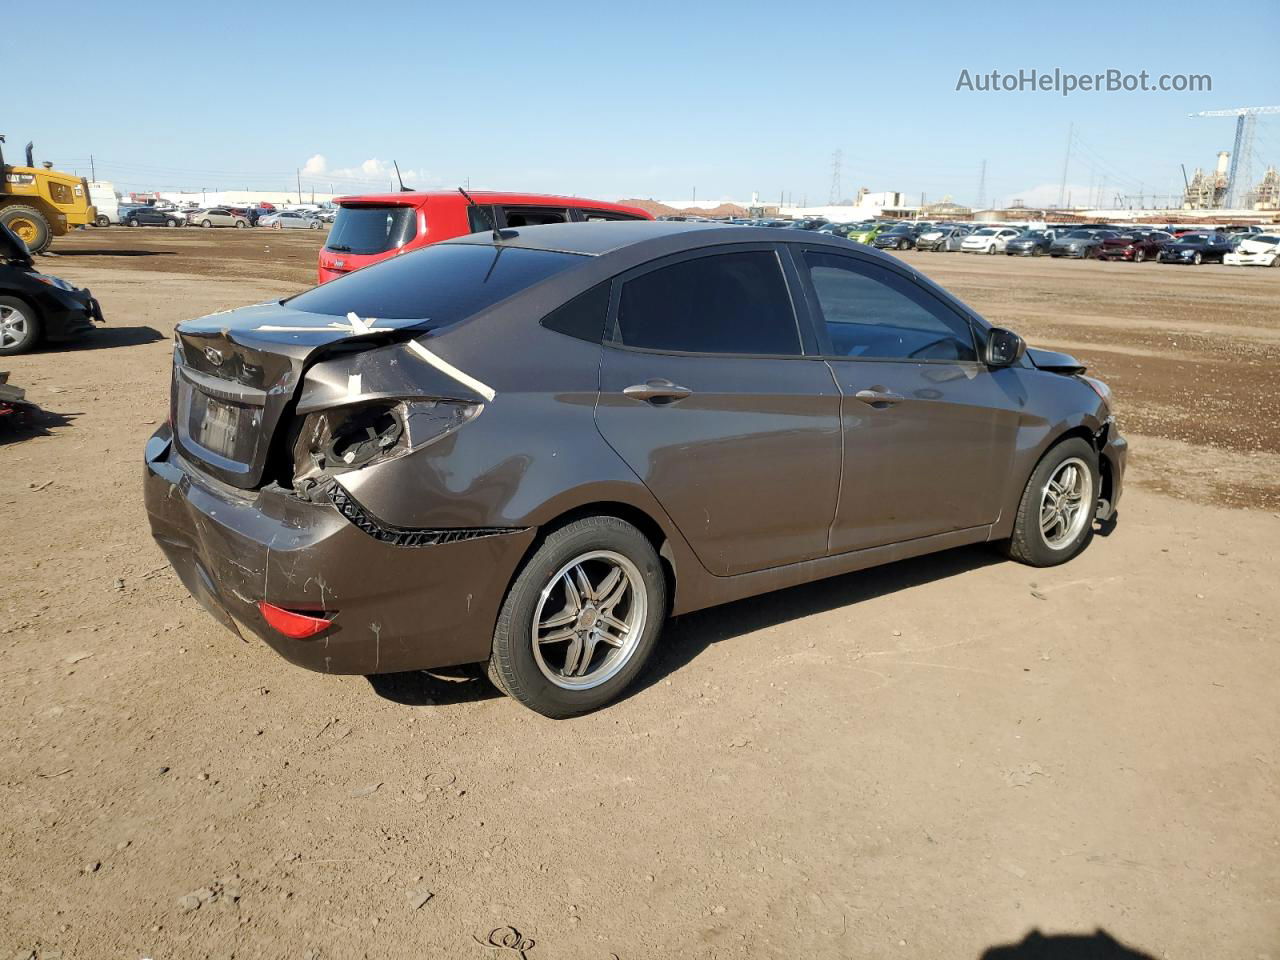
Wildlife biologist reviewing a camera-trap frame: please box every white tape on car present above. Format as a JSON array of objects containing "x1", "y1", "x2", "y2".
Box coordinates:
[{"x1": 406, "y1": 340, "x2": 496, "y2": 402}]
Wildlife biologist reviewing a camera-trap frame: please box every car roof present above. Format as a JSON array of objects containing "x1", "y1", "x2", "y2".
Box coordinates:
[
  {"x1": 333, "y1": 190, "x2": 650, "y2": 218},
  {"x1": 441, "y1": 220, "x2": 949, "y2": 281}
]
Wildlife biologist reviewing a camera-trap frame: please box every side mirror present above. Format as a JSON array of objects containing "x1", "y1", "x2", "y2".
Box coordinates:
[{"x1": 985, "y1": 327, "x2": 1026, "y2": 367}]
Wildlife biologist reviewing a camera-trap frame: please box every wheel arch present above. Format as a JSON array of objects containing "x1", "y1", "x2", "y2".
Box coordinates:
[{"x1": 516, "y1": 498, "x2": 680, "y2": 619}]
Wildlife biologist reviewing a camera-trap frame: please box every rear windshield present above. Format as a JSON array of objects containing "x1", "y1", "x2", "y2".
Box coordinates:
[
  {"x1": 326, "y1": 205, "x2": 418, "y2": 255},
  {"x1": 287, "y1": 242, "x2": 583, "y2": 322}
]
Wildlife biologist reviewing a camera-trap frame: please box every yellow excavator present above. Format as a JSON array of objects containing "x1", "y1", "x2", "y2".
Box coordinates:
[{"x1": 0, "y1": 135, "x2": 96, "y2": 254}]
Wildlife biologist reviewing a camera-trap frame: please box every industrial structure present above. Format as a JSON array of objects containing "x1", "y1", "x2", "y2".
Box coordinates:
[
  {"x1": 1182, "y1": 151, "x2": 1232, "y2": 210},
  {"x1": 1189, "y1": 105, "x2": 1280, "y2": 208}
]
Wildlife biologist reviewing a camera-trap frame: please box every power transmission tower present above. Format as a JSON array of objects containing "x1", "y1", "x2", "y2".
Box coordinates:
[
  {"x1": 976, "y1": 159, "x2": 987, "y2": 209},
  {"x1": 1058, "y1": 123, "x2": 1073, "y2": 207},
  {"x1": 828, "y1": 150, "x2": 843, "y2": 204}
]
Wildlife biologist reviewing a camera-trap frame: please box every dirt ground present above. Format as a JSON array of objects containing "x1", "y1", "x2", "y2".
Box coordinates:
[{"x1": 2, "y1": 227, "x2": 1277, "y2": 959}]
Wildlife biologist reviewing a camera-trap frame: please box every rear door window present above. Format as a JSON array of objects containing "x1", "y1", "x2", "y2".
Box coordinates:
[
  {"x1": 612, "y1": 250, "x2": 802, "y2": 356},
  {"x1": 576, "y1": 209, "x2": 645, "y2": 222},
  {"x1": 501, "y1": 206, "x2": 570, "y2": 227},
  {"x1": 326, "y1": 205, "x2": 417, "y2": 254}
]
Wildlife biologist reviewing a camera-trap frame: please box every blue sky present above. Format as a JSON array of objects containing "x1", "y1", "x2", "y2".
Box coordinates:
[{"x1": 7, "y1": 1, "x2": 1279, "y2": 206}]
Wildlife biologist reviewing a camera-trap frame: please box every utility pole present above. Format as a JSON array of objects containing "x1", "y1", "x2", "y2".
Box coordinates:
[
  {"x1": 89, "y1": 155, "x2": 96, "y2": 181},
  {"x1": 296, "y1": 168, "x2": 302, "y2": 203},
  {"x1": 1057, "y1": 122, "x2": 1073, "y2": 208},
  {"x1": 692, "y1": 186, "x2": 697, "y2": 202}
]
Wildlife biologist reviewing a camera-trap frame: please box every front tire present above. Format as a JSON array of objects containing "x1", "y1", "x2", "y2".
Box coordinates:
[
  {"x1": 128, "y1": 217, "x2": 141, "y2": 228},
  {"x1": 0, "y1": 296, "x2": 41, "y2": 356},
  {"x1": 95, "y1": 215, "x2": 110, "y2": 227},
  {"x1": 201, "y1": 219, "x2": 213, "y2": 228},
  {"x1": 1192, "y1": 252, "x2": 1202, "y2": 265},
  {"x1": 488, "y1": 516, "x2": 666, "y2": 718},
  {"x1": 1003, "y1": 438, "x2": 1099, "y2": 567}
]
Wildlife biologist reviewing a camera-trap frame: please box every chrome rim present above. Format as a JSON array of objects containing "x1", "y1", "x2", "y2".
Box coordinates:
[
  {"x1": 1040, "y1": 457, "x2": 1093, "y2": 550},
  {"x1": 532, "y1": 550, "x2": 647, "y2": 690},
  {"x1": 0, "y1": 304, "x2": 29, "y2": 348}
]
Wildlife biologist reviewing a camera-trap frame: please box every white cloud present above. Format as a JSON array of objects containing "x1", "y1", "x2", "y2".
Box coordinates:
[
  {"x1": 303, "y1": 156, "x2": 441, "y2": 191},
  {"x1": 1006, "y1": 182, "x2": 1102, "y2": 208}
]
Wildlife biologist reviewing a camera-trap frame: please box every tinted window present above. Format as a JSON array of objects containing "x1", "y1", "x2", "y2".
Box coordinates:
[
  {"x1": 614, "y1": 251, "x2": 800, "y2": 355},
  {"x1": 503, "y1": 207, "x2": 569, "y2": 227},
  {"x1": 541, "y1": 281, "x2": 611, "y2": 342},
  {"x1": 579, "y1": 209, "x2": 644, "y2": 222},
  {"x1": 802, "y1": 252, "x2": 976, "y2": 362},
  {"x1": 326, "y1": 205, "x2": 417, "y2": 254},
  {"x1": 287, "y1": 243, "x2": 582, "y2": 322}
]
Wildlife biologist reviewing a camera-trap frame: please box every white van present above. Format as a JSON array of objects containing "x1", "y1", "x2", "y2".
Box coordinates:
[{"x1": 88, "y1": 181, "x2": 120, "y2": 226}]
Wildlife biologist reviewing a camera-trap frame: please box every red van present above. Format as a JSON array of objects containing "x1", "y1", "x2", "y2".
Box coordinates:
[{"x1": 316, "y1": 191, "x2": 652, "y2": 284}]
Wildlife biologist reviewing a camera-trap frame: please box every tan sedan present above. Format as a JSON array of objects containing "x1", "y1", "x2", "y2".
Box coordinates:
[{"x1": 192, "y1": 208, "x2": 250, "y2": 229}]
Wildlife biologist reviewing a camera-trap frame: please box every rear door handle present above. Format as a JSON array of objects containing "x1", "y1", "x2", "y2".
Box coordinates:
[
  {"x1": 623, "y1": 379, "x2": 693, "y2": 404},
  {"x1": 854, "y1": 389, "x2": 904, "y2": 406}
]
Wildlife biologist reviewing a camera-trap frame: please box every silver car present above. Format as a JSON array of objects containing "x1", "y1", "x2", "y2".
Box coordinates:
[
  {"x1": 193, "y1": 208, "x2": 250, "y2": 229},
  {"x1": 917, "y1": 225, "x2": 971, "y2": 252},
  {"x1": 262, "y1": 210, "x2": 323, "y2": 230}
]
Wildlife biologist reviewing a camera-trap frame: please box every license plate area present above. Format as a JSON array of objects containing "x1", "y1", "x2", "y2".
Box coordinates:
[{"x1": 176, "y1": 377, "x2": 264, "y2": 476}]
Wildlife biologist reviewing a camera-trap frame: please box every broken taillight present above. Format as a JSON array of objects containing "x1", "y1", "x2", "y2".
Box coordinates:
[{"x1": 257, "y1": 601, "x2": 334, "y2": 639}]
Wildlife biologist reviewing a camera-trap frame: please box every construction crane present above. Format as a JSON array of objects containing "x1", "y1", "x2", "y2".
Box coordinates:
[{"x1": 1188, "y1": 105, "x2": 1280, "y2": 209}]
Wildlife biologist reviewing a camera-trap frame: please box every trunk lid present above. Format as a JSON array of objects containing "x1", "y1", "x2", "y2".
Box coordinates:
[{"x1": 172, "y1": 302, "x2": 433, "y2": 489}]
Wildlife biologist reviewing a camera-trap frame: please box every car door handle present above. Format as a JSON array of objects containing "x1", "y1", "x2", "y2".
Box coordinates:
[
  {"x1": 854, "y1": 389, "x2": 904, "y2": 406},
  {"x1": 623, "y1": 379, "x2": 693, "y2": 404}
]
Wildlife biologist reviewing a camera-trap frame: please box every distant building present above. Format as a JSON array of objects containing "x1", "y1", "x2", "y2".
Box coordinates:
[{"x1": 923, "y1": 196, "x2": 972, "y2": 219}]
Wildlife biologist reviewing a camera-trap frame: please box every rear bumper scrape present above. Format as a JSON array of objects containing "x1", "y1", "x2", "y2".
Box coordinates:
[{"x1": 143, "y1": 425, "x2": 536, "y2": 674}]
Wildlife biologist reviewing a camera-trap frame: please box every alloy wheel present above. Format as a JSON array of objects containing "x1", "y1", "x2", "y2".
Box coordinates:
[
  {"x1": 531, "y1": 550, "x2": 647, "y2": 690},
  {"x1": 0, "y1": 303, "x2": 30, "y2": 349},
  {"x1": 1039, "y1": 457, "x2": 1093, "y2": 550}
]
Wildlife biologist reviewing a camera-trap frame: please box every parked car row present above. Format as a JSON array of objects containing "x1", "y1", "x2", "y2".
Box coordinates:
[{"x1": 109, "y1": 203, "x2": 334, "y2": 230}]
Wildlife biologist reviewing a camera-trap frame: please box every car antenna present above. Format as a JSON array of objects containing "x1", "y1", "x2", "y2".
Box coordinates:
[
  {"x1": 458, "y1": 186, "x2": 503, "y2": 243},
  {"x1": 392, "y1": 160, "x2": 412, "y2": 193}
]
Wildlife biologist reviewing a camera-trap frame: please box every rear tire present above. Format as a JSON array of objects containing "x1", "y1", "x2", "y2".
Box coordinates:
[
  {"x1": 95, "y1": 215, "x2": 110, "y2": 227},
  {"x1": 1134, "y1": 248, "x2": 1146, "y2": 263},
  {"x1": 1003, "y1": 438, "x2": 1099, "y2": 567},
  {"x1": 235, "y1": 220, "x2": 247, "y2": 228},
  {"x1": 201, "y1": 219, "x2": 213, "y2": 228},
  {"x1": 1192, "y1": 252, "x2": 1203, "y2": 265},
  {"x1": 128, "y1": 217, "x2": 141, "y2": 227},
  {"x1": 166, "y1": 218, "x2": 177, "y2": 227},
  {"x1": 0, "y1": 295, "x2": 41, "y2": 356},
  {"x1": 488, "y1": 516, "x2": 666, "y2": 718}
]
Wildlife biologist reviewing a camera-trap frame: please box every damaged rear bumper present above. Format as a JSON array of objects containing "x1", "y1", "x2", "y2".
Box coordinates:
[{"x1": 142, "y1": 426, "x2": 534, "y2": 675}]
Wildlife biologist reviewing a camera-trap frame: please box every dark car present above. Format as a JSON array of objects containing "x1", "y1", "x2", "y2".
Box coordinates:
[
  {"x1": 143, "y1": 221, "x2": 1126, "y2": 717},
  {"x1": 0, "y1": 223, "x2": 104, "y2": 355},
  {"x1": 1005, "y1": 230, "x2": 1056, "y2": 257},
  {"x1": 873, "y1": 223, "x2": 927, "y2": 250},
  {"x1": 1157, "y1": 232, "x2": 1233, "y2": 265},
  {"x1": 1096, "y1": 230, "x2": 1172, "y2": 263},
  {"x1": 124, "y1": 205, "x2": 183, "y2": 228},
  {"x1": 1049, "y1": 228, "x2": 1118, "y2": 259}
]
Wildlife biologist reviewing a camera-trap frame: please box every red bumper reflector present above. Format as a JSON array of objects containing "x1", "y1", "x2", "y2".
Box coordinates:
[{"x1": 258, "y1": 601, "x2": 334, "y2": 639}]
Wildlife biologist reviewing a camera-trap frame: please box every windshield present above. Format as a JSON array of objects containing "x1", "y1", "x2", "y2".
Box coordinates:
[
  {"x1": 1065, "y1": 231, "x2": 1091, "y2": 239},
  {"x1": 287, "y1": 242, "x2": 583, "y2": 322},
  {"x1": 885, "y1": 225, "x2": 911, "y2": 234},
  {"x1": 1177, "y1": 234, "x2": 1209, "y2": 243},
  {"x1": 974, "y1": 228, "x2": 997, "y2": 236},
  {"x1": 326, "y1": 205, "x2": 418, "y2": 255}
]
